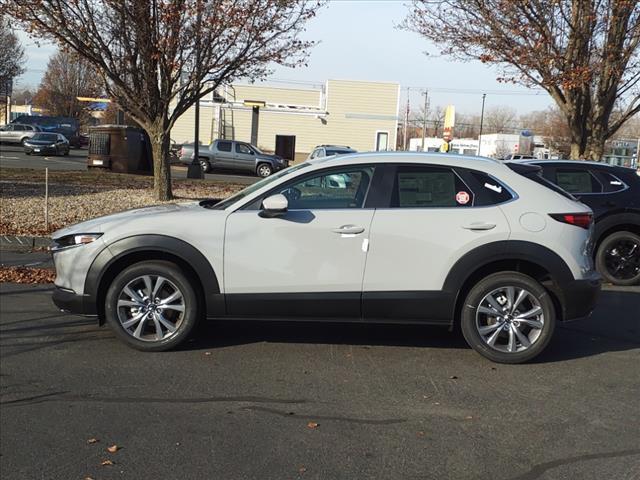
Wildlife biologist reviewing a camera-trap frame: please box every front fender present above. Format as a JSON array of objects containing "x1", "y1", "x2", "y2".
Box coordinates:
[{"x1": 85, "y1": 234, "x2": 222, "y2": 319}]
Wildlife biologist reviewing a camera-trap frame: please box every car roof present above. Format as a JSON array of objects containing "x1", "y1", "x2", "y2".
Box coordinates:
[
  {"x1": 524, "y1": 159, "x2": 636, "y2": 172},
  {"x1": 316, "y1": 145, "x2": 354, "y2": 150},
  {"x1": 309, "y1": 151, "x2": 502, "y2": 169}
]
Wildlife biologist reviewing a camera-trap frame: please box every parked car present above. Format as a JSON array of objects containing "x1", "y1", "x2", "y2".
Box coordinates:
[
  {"x1": 0, "y1": 123, "x2": 41, "y2": 144},
  {"x1": 179, "y1": 139, "x2": 288, "y2": 177},
  {"x1": 308, "y1": 145, "x2": 357, "y2": 159},
  {"x1": 24, "y1": 133, "x2": 70, "y2": 156},
  {"x1": 51, "y1": 153, "x2": 600, "y2": 363},
  {"x1": 11, "y1": 115, "x2": 81, "y2": 148},
  {"x1": 524, "y1": 160, "x2": 640, "y2": 286}
]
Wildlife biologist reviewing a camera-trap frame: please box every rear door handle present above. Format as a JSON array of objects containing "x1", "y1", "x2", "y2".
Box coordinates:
[
  {"x1": 332, "y1": 225, "x2": 365, "y2": 235},
  {"x1": 463, "y1": 222, "x2": 496, "y2": 231}
]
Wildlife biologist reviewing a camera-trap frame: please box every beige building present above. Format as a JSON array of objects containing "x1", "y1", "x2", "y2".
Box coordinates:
[{"x1": 171, "y1": 79, "x2": 400, "y2": 161}]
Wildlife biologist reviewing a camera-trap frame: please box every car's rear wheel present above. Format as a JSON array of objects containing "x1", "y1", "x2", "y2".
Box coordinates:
[
  {"x1": 257, "y1": 163, "x2": 272, "y2": 178},
  {"x1": 105, "y1": 261, "x2": 200, "y2": 351},
  {"x1": 595, "y1": 231, "x2": 640, "y2": 286},
  {"x1": 199, "y1": 158, "x2": 210, "y2": 173},
  {"x1": 460, "y1": 272, "x2": 556, "y2": 364}
]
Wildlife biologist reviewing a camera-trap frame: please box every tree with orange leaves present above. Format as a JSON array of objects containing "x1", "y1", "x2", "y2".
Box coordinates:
[{"x1": 404, "y1": 0, "x2": 640, "y2": 161}]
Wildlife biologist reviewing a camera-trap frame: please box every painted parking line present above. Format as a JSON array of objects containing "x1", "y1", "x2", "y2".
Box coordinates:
[{"x1": 0, "y1": 156, "x2": 19, "y2": 159}]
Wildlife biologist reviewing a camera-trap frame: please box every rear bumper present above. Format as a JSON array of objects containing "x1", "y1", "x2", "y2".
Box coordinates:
[
  {"x1": 557, "y1": 271, "x2": 601, "y2": 321},
  {"x1": 52, "y1": 287, "x2": 96, "y2": 316}
]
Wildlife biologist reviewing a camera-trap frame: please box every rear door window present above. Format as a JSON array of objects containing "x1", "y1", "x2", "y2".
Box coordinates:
[
  {"x1": 390, "y1": 165, "x2": 474, "y2": 208},
  {"x1": 555, "y1": 169, "x2": 603, "y2": 194},
  {"x1": 217, "y1": 141, "x2": 232, "y2": 152}
]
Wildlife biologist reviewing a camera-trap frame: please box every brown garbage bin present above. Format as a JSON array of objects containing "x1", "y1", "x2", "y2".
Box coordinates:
[{"x1": 87, "y1": 125, "x2": 153, "y2": 175}]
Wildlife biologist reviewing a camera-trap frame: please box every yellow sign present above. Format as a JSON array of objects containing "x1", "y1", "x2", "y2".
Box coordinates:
[
  {"x1": 243, "y1": 100, "x2": 266, "y2": 108},
  {"x1": 76, "y1": 97, "x2": 112, "y2": 103},
  {"x1": 443, "y1": 105, "x2": 455, "y2": 141},
  {"x1": 440, "y1": 141, "x2": 450, "y2": 153}
]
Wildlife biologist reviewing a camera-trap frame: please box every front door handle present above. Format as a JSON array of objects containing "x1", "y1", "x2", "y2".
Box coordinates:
[
  {"x1": 463, "y1": 222, "x2": 496, "y2": 231},
  {"x1": 332, "y1": 225, "x2": 365, "y2": 235}
]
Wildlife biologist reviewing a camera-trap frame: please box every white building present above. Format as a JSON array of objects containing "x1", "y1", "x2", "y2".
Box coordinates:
[{"x1": 409, "y1": 133, "x2": 552, "y2": 159}]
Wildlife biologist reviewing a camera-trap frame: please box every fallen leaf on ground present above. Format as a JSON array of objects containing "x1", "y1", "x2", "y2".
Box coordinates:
[
  {"x1": 86, "y1": 438, "x2": 99, "y2": 445},
  {"x1": 0, "y1": 266, "x2": 55, "y2": 284},
  {"x1": 449, "y1": 375, "x2": 458, "y2": 379},
  {"x1": 107, "y1": 444, "x2": 120, "y2": 453},
  {"x1": 299, "y1": 466, "x2": 307, "y2": 474},
  {"x1": 307, "y1": 422, "x2": 319, "y2": 429},
  {"x1": 416, "y1": 431, "x2": 425, "y2": 437},
  {"x1": 101, "y1": 459, "x2": 114, "y2": 466},
  {"x1": 84, "y1": 476, "x2": 95, "y2": 480}
]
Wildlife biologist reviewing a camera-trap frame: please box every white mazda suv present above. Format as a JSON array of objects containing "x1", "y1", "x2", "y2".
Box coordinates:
[{"x1": 51, "y1": 153, "x2": 601, "y2": 363}]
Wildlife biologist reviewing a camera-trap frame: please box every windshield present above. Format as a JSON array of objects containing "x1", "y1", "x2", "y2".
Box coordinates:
[
  {"x1": 208, "y1": 162, "x2": 310, "y2": 210},
  {"x1": 250, "y1": 145, "x2": 263, "y2": 155},
  {"x1": 325, "y1": 149, "x2": 354, "y2": 156},
  {"x1": 32, "y1": 133, "x2": 58, "y2": 142}
]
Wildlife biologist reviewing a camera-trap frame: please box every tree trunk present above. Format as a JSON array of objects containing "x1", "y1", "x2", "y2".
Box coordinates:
[
  {"x1": 148, "y1": 123, "x2": 173, "y2": 201},
  {"x1": 587, "y1": 136, "x2": 606, "y2": 162}
]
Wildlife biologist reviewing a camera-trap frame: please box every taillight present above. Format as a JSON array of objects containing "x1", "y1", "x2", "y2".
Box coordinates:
[{"x1": 549, "y1": 213, "x2": 593, "y2": 229}]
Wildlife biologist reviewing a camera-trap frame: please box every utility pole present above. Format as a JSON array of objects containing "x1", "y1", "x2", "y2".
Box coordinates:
[
  {"x1": 187, "y1": 0, "x2": 204, "y2": 179},
  {"x1": 421, "y1": 90, "x2": 429, "y2": 152},
  {"x1": 477, "y1": 93, "x2": 487, "y2": 156},
  {"x1": 403, "y1": 91, "x2": 410, "y2": 151}
]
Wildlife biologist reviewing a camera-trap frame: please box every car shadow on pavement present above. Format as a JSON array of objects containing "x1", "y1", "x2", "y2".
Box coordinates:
[{"x1": 1, "y1": 286, "x2": 638, "y2": 363}]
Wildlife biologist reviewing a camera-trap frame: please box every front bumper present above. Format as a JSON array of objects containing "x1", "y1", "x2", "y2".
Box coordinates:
[
  {"x1": 26, "y1": 145, "x2": 57, "y2": 155},
  {"x1": 557, "y1": 271, "x2": 602, "y2": 321},
  {"x1": 52, "y1": 286, "x2": 96, "y2": 316}
]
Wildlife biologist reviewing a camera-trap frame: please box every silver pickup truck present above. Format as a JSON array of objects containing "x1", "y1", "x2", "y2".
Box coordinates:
[{"x1": 179, "y1": 139, "x2": 288, "y2": 177}]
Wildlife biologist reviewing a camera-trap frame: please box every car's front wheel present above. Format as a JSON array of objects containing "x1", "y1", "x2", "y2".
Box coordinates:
[
  {"x1": 257, "y1": 163, "x2": 273, "y2": 178},
  {"x1": 199, "y1": 158, "x2": 211, "y2": 173},
  {"x1": 595, "y1": 231, "x2": 640, "y2": 286},
  {"x1": 460, "y1": 272, "x2": 556, "y2": 364},
  {"x1": 105, "y1": 261, "x2": 200, "y2": 351}
]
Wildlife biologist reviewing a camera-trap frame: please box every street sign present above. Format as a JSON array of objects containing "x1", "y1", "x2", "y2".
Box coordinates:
[{"x1": 443, "y1": 105, "x2": 455, "y2": 141}]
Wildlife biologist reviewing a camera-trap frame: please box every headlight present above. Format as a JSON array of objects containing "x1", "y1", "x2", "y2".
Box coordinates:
[{"x1": 51, "y1": 233, "x2": 102, "y2": 251}]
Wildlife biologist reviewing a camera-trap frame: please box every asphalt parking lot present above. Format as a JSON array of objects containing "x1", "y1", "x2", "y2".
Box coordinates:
[
  {"x1": 0, "y1": 282, "x2": 638, "y2": 479},
  {"x1": 0, "y1": 144, "x2": 258, "y2": 185}
]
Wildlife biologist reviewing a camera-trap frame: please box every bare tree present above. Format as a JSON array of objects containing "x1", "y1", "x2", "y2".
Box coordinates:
[
  {"x1": 484, "y1": 106, "x2": 517, "y2": 134},
  {"x1": 33, "y1": 50, "x2": 103, "y2": 124},
  {"x1": 0, "y1": 16, "x2": 25, "y2": 92},
  {"x1": 4, "y1": 1, "x2": 323, "y2": 200},
  {"x1": 404, "y1": 1, "x2": 640, "y2": 161}
]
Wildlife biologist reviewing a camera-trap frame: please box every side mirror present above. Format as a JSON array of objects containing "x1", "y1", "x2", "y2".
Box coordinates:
[{"x1": 260, "y1": 194, "x2": 288, "y2": 218}]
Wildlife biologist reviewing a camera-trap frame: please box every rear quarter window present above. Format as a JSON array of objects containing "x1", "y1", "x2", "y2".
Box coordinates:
[{"x1": 461, "y1": 170, "x2": 514, "y2": 206}]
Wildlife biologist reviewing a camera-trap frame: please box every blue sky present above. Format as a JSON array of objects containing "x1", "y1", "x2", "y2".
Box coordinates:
[{"x1": 15, "y1": 0, "x2": 554, "y2": 115}]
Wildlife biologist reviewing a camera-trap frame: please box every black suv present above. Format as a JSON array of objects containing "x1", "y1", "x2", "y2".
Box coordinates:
[{"x1": 528, "y1": 160, "x2": 640, "y2": 286}]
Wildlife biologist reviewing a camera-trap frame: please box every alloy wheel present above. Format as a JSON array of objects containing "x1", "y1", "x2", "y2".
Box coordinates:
[
  {"x1": 604, "y1": 238, "x2": 640, "y2": 282},
  {"x1": 257, "y1": 164, "x2": 272, "y2": 177},
  {"x1": 116, "y1": 275, "x2": 185, "y2": 342},
  {"x1": 475, "y1": 286, "x2": 544, "y2": 353}
]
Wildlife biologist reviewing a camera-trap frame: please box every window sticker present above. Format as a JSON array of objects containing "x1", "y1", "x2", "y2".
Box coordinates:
[{"x1": 456, "y1": 191, "x2": 470, "y2": 205}]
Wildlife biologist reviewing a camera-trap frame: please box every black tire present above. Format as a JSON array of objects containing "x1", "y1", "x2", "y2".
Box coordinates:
[
  {"x1": 198, "y1": 158, "x2": 211, "y2": 173},
  {"x1": 595, "y1": 231, "x2": 640, "y2": 286},
  {"x1": 25, "y1": 151, "x2": 31, "y2": 156},
  {"x1": 256, "y1": 163, "x2": 273, "y2": 178},
  {"x1": 460, "y1": 272, "x2": 556, "y2": 364},
  {"x1": 20, "y1": 137, "x2": 28, "y2": 145},
  {"x1": 64, "y1": 149, "x2": 69, "y2": 156},
  {"x1": 104, "y1": 260, "x2": 200, "y2": 352}
]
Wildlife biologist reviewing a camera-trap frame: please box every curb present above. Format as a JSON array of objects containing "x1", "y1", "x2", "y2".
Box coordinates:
[{"x1": 0, "y1": 235, "x2": 51, "y2": 251}]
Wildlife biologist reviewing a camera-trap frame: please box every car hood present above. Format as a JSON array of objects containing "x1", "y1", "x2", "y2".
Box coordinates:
[
  {"x1": 51, "y1": 201, "x2": 212, "y2": 239},
  {"x1": 26, "y1": 140, "x2": 57, "y2": 145}
]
